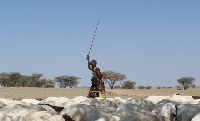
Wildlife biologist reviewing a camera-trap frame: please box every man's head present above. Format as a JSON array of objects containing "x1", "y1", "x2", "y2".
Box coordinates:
[{"x1": 90, "y1": 60, "x2": 97, "y2": 68}]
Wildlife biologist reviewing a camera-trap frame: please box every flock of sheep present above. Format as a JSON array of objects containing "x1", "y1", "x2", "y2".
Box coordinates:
[{"x1": 0, "y1": 94, "x2": 200, "y2": 121}]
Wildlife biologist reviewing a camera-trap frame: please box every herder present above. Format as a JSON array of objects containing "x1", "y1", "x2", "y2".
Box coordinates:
[{"x1": 86, "y1": 54, "x2": 105, "y2": 98}]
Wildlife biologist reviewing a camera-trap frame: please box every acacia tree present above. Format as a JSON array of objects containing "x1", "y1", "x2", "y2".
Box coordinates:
[
  {"x1": 177, "y1": 77, "x2": 195, "y2": 90},
  {"x1": 0, "y1": 73, "x2": 10, "y2": 87},
  {"x1": 0, "y1": 72, "x2": 25, "y2": 87},
  {"x1": 19, "y1": 75, "x2": 30, "y2": 87},
  {"x1": 8, "y1": 72, "x2": 22, "y2": 87},
  {"x1": 0, "y1": 72, "x2": 80, "y2": 88},
  {"x1": 41, "y1": 79, "x2": 55, "y2": 88},
  {"x1": 55, "y1": 75, "x2": 80, "y2": 88},
  {"x1": 122, "y1": 80, "x2": 136, "y2": 89},
  {"x1": 102, "y1": 71, "x2": 126, "y2": 89},
  {"x1": 28, "y1": 73, "x2": 44, "y2": 87}
]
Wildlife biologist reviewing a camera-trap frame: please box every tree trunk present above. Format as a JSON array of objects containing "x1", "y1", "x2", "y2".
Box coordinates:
[
  {"x1": 110, "y1": 85, "x2": 114, "y2": 89},
  {"x1": 110, "y1": 82, "x2": 115, "y2": 89}
]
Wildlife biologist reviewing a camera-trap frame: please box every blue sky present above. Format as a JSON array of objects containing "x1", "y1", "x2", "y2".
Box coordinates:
[{"x1": 0, "y1": 0, "x2": 200, "y2": 87}]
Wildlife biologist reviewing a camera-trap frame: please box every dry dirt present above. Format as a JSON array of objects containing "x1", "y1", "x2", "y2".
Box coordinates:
[
  {"x1": 106, "y1": 87, "x2": 200, "y2": 98},
  {"x1": 0, "y1": 87, "x2": 199, "y2": 100}
]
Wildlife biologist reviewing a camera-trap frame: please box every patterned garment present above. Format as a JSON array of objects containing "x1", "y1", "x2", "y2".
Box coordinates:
[{"x1": 89, "y1": 67, "x2": 105, "y2": 97}]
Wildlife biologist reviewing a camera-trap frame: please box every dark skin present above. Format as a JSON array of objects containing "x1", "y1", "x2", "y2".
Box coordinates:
[
  {"x1": 87, "y1": 54, "x2": 101, "y2": 83},
  {"x1": 86, "y1": 54, "x2": 104, "y2": 95},
  {"x1": 86, "y1": 54, "x2": 96, "y2": 70}
]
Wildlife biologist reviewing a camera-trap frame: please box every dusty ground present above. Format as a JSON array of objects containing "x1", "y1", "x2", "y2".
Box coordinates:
[
  {"x1": 0, "y1": 87, "x2": 199, "y2": 100},
  {"x1": 106, "y1": 87, "x2": 200, "y2": 98}
]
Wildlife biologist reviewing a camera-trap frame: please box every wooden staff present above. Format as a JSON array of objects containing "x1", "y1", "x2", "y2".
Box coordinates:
[{"x1": 87, "y1": 20, "x2": 101, "y2": 57}]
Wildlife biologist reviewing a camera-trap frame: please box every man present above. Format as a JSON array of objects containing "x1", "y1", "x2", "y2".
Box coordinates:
[{"x1": 86, "y1": 54, "x2": 105, "y2": 98}]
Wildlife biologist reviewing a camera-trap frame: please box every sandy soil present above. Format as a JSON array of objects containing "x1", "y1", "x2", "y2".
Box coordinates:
[
  {"x1": 106, "y1": 88, "x2": 174, "y2": 96},
  {"x1": 106, "y1": 87, "x2": 200, "y2": 97}
]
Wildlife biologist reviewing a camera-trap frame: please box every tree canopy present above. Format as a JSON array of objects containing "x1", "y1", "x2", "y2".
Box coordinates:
[
  {"x1": 0, "y1": 72, "x2": 55, "y2": 88},
  {"x1": 0, "y1": 72, "x2": 81, "y2": 88},
  {"x1": 102, "y1": 70, "x2": 126, "y2": 89},
  {"x1": 122, "y1": 80, "x2": 136, "y2": 89},
  {"x1": 177, "y1": 77, "x2": 195, "y2": 90},
  {"x1": 55, "y1": 75, "x2": 80, "y2": 88}
]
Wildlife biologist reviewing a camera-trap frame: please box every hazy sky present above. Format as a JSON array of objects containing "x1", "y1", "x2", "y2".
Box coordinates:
[{"x1": 0, "y1": 0, "x2": 200, "y2": 87}]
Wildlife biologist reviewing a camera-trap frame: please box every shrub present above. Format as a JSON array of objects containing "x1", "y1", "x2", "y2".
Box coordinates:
[
  {"x1": 138, "y1": 86, "x2": 146, "y2": 89},
  {"x1": 146, "y1": 86, "x2": 152, "y2": 89},
  {"x1": 191, "y1": 84, "x2": 196, "y2": 89},
  {"x1": 157, "y1": 87, "x2": 161, "y2": 89},
  {"x1": 122, "y1": 80, "x2": 136, "y2": 89},
  {"x1": 114, "y1": 85, "x2": 121, "y2": 89}
]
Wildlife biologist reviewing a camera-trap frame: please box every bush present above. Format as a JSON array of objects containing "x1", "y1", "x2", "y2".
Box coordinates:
[
  {"x1": 146, "y1": 86, "x2": 152, "y2": 89},
  {"x1": 138, "y1": 86, "x2": 146, "y2": 89},
  {"x1": 157, "y1": 87, "x2": 161, "y2": 89},
  {"x1": 122, "y1": 80, "x2": 136, "y2": 89},
  {"x1": 114, "y1": 85, "x2": 121, "y2": 89},
  {"x1": 191, "y1": 84, "x2": 196, "y2": 89}
]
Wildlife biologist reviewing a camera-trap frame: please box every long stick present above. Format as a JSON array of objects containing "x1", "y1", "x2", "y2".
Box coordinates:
[{"x1": 88, "y1": 20, "x2": 101, "y2": 56}]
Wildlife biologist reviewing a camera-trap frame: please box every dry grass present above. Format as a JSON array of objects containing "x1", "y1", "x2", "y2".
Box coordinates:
[
  {"x1": 0, "y1": 87, "x2": 126, "y2": 99},
  {"x1": 0, "y1": 87, "x2": 89, "y2": 99},
  {"x1": 136, "y1": 87, "x2": 200, "y2": 96},
  {"x1": 0, "y1": 87, "x2": 200, "y2": 100},
  {"x1": 106, "y1": 87, "x2": 200, "y2": 98}
]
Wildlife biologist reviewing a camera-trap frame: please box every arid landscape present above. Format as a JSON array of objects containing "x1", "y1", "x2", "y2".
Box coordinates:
[
  {"x1": 1, "y1": 87, "x2": 200, "y2": 120},
  {"x1": 1, "y1": 87, "x2": 200, "y2": 100}
]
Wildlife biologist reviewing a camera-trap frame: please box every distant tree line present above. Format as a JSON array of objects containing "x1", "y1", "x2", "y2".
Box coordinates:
[
  {"x1": 103, "y1": 72, "x2": 197, "y2": 90},
  {"x1": 0, "y1": 72, "x2": 80, "y2": 88},
  {"x1": 1, "y1": 71, "x2": 195, "y2": 90},
  {"x1": 0, "y1": 70, "x2": 131, "y2": 89},
  {"x1": 101, "y1": 70, "x2": 198, "y2": 90}
]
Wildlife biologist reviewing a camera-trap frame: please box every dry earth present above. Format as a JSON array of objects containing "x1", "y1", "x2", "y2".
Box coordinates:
[
  {"x1": 0, "y1": 87, "x2": 200, "y2": 100},
  {"x1": 107, "y1": 87, "x2": 200, "y2": 97}
]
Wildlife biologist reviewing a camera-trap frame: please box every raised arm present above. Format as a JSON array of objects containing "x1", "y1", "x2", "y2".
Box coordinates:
[{"x1": 87, "y1": 54, "x2": 92, "y2": 70}]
